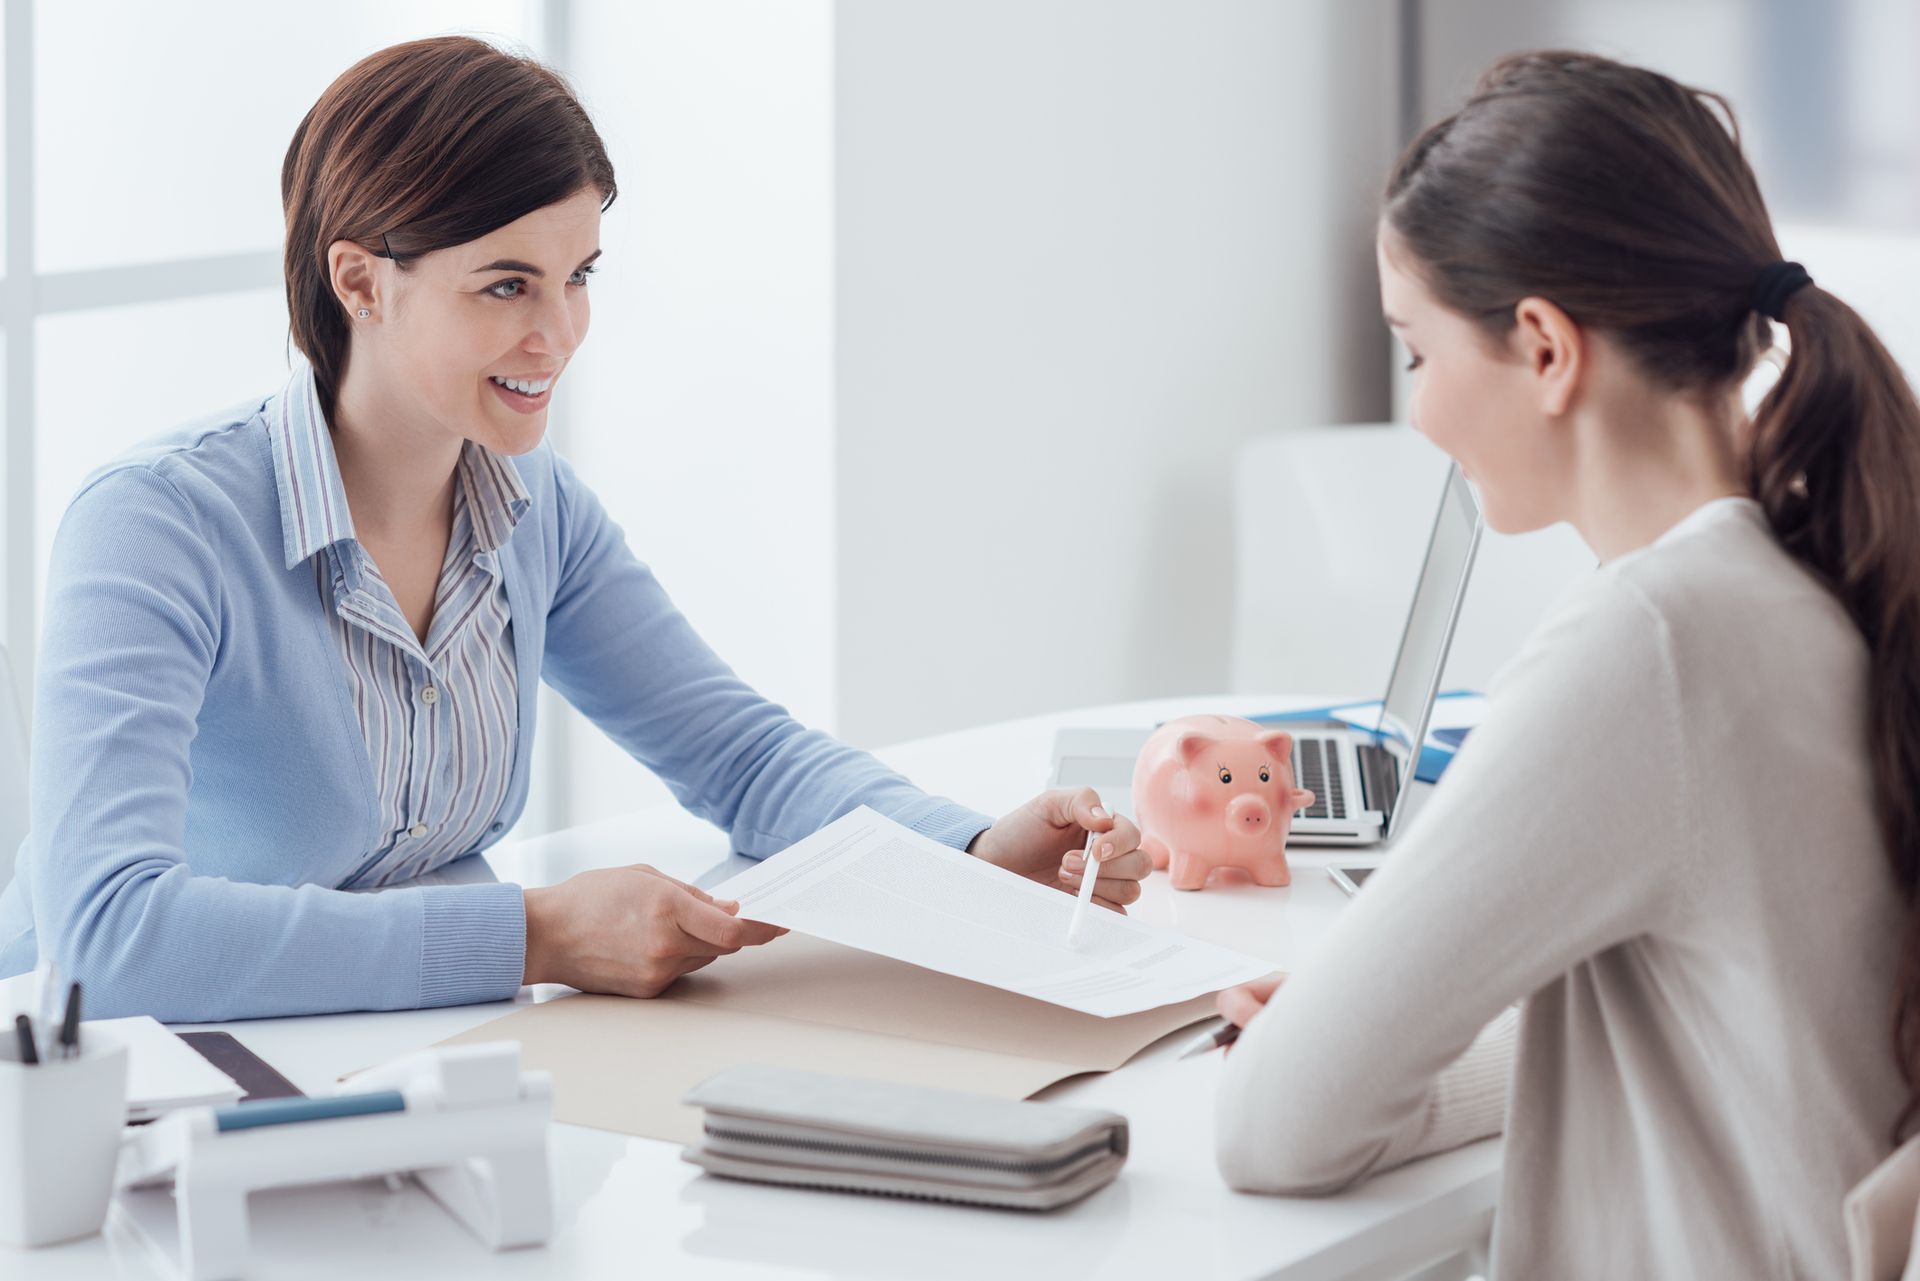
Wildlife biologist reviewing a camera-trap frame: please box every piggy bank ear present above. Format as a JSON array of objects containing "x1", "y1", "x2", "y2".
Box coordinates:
[
  {"x1": 1174, "y1": 732, "x2": 1211, "y2": 765},
  {"x1": 1257, "y1": 729, "x2": 1295, "y2": 759}
]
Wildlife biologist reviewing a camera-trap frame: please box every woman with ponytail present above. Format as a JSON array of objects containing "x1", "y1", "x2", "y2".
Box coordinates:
[{"x1": 1213, "y1": 51, "x2": 1920, "y2": 1278}]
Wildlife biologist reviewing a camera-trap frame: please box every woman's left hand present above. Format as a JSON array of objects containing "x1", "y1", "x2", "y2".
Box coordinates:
[{"x1": 967, "y1": 788, "x2": 1151, "y2": 912}]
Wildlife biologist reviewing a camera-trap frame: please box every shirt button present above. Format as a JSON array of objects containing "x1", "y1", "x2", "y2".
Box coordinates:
[
  {"x1": 408, "y1": 822, "x2": 429, "y2": 839},
  {"x1": 420, "y1": 687, "x2": 440, "y2": 707}
]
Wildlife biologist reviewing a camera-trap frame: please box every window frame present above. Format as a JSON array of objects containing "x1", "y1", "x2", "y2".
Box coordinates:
[{"x1": 0, "y1": 0, "x2": 570, "y2": 730}]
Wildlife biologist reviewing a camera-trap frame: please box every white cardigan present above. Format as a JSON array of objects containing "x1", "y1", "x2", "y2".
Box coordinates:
[
  {"x1": 1850, "y1": 1135, "x2": 1920, "y2": 1281},
  {"x1": 1217, "y1": 498, "x2": 1906, "y2": 1279}
]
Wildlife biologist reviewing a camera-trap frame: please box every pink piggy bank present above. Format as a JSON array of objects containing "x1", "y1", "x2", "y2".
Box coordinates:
[{"x1": 1132, "y1": 714, "x2": 1315, "y2": 891}]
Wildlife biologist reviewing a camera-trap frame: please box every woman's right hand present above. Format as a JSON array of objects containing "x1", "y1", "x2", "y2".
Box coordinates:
[
  {"x1": 1216, "y1": 973, "x2": 1287, "y2": 1045},
  {"x1": 522, "y1": 865, "x2": 787, "y2": 997}
]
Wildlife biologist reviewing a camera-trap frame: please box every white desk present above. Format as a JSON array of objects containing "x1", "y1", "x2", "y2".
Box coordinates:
[{"x1": 5, "y1": 694, "x2": 1498, "y2": 1281}]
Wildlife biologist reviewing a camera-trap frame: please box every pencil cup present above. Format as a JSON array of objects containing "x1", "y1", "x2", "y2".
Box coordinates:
[{"x1": 0, "y1": 1029, "x2": 128, "y2": 1247}]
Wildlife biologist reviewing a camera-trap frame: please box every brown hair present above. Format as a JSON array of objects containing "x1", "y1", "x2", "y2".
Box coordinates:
[
  {"x1": 281, "y1": 36, "x2": 616, "y2": 414},
  {"x1": 1386, "y1": 51, "x2": 1920, "y2": 1138}
]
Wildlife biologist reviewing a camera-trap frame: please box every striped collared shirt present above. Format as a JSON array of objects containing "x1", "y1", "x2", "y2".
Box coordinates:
[{"x1": 270, "y1": 365, "x2": 529, "y2": 888}]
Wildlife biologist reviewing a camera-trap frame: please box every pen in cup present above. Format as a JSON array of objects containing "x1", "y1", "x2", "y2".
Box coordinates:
[
  {"x1": 33, "y1": 959, "x2": 59, "y2": 1061},
  {"x1": 13, "y1": 1014, "x2": 38, "y2": 1066},
  {"x1": 1066, "y1": 825, "x2": 1102, "y2": 947},
  {"x1": 57, "y1": 983, "x2": 82, "y2": 1060}
]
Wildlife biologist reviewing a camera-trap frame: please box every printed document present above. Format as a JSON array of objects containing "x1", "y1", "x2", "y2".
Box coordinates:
[{"x1": 710, "y1": 806, "x2": 1276, "y2": 1018}]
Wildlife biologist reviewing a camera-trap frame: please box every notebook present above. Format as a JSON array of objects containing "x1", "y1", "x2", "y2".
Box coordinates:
[{"x1": 88, "y1": 1015, "x2": 243, "y2": 1121}]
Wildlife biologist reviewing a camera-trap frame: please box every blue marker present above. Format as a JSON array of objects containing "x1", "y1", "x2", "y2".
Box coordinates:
[{"x1": 213, "y1": 1091, "x2": 407, "y2": 1132}]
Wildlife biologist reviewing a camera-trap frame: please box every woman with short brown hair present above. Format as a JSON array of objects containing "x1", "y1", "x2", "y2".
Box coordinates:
[{"x1": 0, "y1": 36, "x2": 1150, "y2": 1018}]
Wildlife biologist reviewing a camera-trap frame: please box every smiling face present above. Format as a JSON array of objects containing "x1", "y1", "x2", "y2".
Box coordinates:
[
  {"x1": 347, "y1": 186, "x2": 604, "y2": 456},
  {"x1": 1377, "y1": 225, "x2": 1572, "y2": 534}
]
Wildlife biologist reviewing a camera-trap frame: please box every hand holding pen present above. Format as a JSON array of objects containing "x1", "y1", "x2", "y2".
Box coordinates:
[
  {"x1": 967, "y1": 789, "x2": 1150, "y2": 919},
  {"x1": 1178, "y1": 973, "x2": 1287, "y2": 1059}
]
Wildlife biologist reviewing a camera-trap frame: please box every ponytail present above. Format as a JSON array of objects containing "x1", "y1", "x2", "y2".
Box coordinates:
[
  {"x1": 1753, "y1": 287, "x2": 1920, "y2": 1137},
  {"x1": 1386, "y1": 49, "x2": 1920, "y2": 1141}
]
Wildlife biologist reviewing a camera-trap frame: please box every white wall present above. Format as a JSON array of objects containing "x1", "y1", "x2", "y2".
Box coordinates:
[
  {"x1": 11, "y1": 2, "x2": 530, "y2": 720},
  {"x1": 545, "y1": 0, "x2": 836, "y2": 829},
  {"x1": 832, "y1": 0, "x2": 1399, "y2": 748},
  {"x1": 539, "y1": 0, "x2": 1405, "y2": 838}
]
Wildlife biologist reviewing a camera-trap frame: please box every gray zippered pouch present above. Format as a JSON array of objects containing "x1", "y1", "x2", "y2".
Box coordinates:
[{"x1": 681, "y1": 1065, "x2": 1128, "y2": 1210}]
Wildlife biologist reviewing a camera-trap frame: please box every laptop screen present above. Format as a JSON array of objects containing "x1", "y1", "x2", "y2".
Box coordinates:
[{"x1": 1373, "y1": 465, "x2": 1481, "y2": 831}]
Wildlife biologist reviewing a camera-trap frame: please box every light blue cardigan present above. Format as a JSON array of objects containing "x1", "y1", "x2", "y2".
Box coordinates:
[{"x1": 0, "y1": 378, "x2": 992, "y2": 1020}]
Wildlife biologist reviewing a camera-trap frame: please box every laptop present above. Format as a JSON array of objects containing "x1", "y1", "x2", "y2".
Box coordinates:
[{"x1": 1046, "y1": 462, "x2": 1483, "y2": 846}]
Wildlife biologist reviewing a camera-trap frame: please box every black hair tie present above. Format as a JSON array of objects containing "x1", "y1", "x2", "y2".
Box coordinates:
[{"x1": 1752, "y1": 260, "x2": 1813, "y2": 321}]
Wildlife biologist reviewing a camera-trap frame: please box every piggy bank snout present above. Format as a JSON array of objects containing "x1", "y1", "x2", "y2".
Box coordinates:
[{"x1": 1226, "y1": 793, "x2": 1273, "y2": 832}]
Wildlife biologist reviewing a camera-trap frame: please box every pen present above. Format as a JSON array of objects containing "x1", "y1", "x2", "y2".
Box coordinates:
[
  {"x1": 1177, "y1": 1016, "x2": 1242, "y2": 1059},
  {"x1": 1065, "y1": 826, "x2": 1102, "y2": 947},
  {"x1": 57, "y1": 983, "x2": 82, "y2": 1060},
  {"x1": 33, "y1": 959, "x2": 59, "y2": 1063},
  {"x1": 13, "y1": 1013, "x2": 38, "y2": 1066}
]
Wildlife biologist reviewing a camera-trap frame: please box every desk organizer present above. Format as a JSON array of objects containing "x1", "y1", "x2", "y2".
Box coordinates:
[{"x1": 118, "y1": 1042, "x2": 551, "y2": 1281}]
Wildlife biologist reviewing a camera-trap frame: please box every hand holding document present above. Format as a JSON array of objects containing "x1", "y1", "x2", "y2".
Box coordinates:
[{"x1": 710, "y1": 807, "x2": 1276, "y2": 1018}]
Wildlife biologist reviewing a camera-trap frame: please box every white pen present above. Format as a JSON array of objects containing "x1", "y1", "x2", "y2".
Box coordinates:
[
  {"x1": 32, "y1": 958, "x2": 60, "y2": 1062},
  {"x1": 1065, "y1": 826, "x2": 1102, "y2": 947}
]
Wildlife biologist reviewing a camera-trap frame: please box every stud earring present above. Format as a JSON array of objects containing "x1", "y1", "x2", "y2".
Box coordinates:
[{"x1": 357, "y1": 308, "x2": 370, "y2": 319}]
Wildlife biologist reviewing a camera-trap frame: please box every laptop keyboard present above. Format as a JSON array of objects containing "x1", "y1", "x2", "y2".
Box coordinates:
[{"x1": 1291, "y1": 739, "x2": 1347, "y2": 821}]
